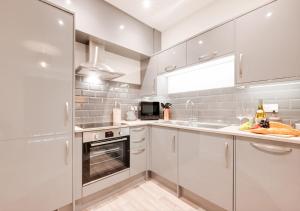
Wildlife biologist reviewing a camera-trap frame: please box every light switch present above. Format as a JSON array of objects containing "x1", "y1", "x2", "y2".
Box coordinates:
[{"x1": 263, "y1": 104, "x2": 279, "y2": 112}]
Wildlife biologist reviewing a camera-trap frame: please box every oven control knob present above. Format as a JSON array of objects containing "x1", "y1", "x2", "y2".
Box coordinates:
[
  {"x1": 119, "y1": 131, "x2": 122, "y2": 136},
  {"x1": 94, "y1": 134, "x2": 100, "y2": 140}
]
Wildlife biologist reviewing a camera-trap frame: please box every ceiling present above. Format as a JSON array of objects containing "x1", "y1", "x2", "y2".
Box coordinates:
[{"x1": 104, "y1": 0, "x2": 218, "y2": 31}]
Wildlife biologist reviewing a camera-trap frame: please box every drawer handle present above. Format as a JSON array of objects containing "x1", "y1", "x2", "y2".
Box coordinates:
[
  {"x1": 250, "y1": 143, "x2": 292, "y2": 154},
  {"x1": 131, "y1": 148, "x2": 145, "y2": 154},
  {"x1": 131, "y1": 127, "x2": 145, "y2": 132},
  {"x1": 164, "y1": 65, "x2": 177, "y2": 72},
  {"x1": 132, "y1": 138, "x2": 145, "y2": 143}
]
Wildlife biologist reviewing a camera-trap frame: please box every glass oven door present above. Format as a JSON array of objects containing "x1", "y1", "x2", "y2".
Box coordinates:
[{"x1": 82, "y1": 136, "x2": 130, "y2": 185}]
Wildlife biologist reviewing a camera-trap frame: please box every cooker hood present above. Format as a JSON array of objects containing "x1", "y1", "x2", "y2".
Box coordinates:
[{"x1": 76, "y1": 40, "x2": 124, "y2": 80}]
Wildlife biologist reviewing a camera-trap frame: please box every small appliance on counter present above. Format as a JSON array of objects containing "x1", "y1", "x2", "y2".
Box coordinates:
[
  {"x1": 126, "y1": 105, "x2": 137, "y2": 121},
  {"x1": 139, "y1": 101, "x2": 160, "y2": 120},
  {"x1": 113, "y1": 101, "x2": 121, "y2": 124}
]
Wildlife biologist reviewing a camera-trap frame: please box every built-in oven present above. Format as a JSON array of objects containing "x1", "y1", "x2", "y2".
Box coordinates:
[
  {"x1": 140, "y1": 101, "x2": 160, "y2": 120},
  {"x1": 82, "y1": 128, "x2": 130, "y2": 186}
]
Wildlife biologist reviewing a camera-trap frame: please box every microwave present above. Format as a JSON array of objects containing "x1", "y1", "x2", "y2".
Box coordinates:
[{"x1": 140, "y1": 101, "x2": 160, "y2": 120}]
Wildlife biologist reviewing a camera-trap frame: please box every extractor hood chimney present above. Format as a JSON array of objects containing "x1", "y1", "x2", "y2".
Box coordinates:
[{"x1": 76, "y1": 40, "x2": 124, "y2": 80}]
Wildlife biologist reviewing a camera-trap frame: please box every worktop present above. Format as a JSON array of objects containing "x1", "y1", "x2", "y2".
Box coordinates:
[{"x1": 75, "y1": 120, "x2": 300, "y2": 145}]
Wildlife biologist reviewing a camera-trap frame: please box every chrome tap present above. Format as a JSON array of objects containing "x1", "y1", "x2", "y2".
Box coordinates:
[{"x1": 185, "y1": 100, "x2": 195, "y2": 122}]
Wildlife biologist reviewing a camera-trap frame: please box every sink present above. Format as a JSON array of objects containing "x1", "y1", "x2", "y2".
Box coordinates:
[{"x1": 161, "y1": 120, "x2": 228, "y2": 129}]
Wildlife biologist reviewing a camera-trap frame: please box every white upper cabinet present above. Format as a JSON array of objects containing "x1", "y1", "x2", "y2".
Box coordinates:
[
  {"x1": 178, "y1": 130, "x2": 233, "y2": 211},
  {"x1": 235, "y1": 0, "x2": 300, "y2": 84},
  {"x1": 158, "y1": 42, "x2": 187, "y2": 74},
  {"x1": 141, "y1": 56, "x2": 159, "y2": 96},
  {"x1": 49, "y1": 0, "x2": 156, "y2": 56},
  {"x1": 151, "y1": 126, "x2": 178, "y2": 183},
  {"x1": 236, "y1": 137, "x2": 300, "y2": 211},
  {"x1": 187, "y1": 21, "x2": 235, "y2": 65}
]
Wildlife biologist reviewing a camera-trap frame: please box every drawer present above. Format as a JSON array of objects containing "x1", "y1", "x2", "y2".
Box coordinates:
[
  {"x1": 130, "y1": 126, "x2": 147, "y2": 141},
  {"x1": 130, "y1": 147, "x2": 147, "y2": 176}
]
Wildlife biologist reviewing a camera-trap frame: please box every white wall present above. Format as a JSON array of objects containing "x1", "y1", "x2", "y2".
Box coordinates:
[{"x1": 161, "y1": 0, "x2": 273, "y2": 49}]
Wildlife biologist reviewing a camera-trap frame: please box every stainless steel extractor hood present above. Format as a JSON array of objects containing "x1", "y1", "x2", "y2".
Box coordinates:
[{"x1": 76, "y1": 40, "x2": 124, "y2": 80}]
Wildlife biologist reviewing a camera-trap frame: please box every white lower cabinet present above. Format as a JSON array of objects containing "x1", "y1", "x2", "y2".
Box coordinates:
[
  {"x1": 236, "y1": 137, "x2": 300, "y2": 211},
  {"x1": 151, "y1": 126, "x2": 178, "y2": 183},
  {"x1": 130, "y1": 126, "x2": 148, "y2": 176},
  {"x1": 178, "y1": 130, "x2": 233, "y2": 211}
]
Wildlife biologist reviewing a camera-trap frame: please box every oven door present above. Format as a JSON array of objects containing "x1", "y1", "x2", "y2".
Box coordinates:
[{"x1": 82, "y1": 136, "x2": 130, "y2": 185}]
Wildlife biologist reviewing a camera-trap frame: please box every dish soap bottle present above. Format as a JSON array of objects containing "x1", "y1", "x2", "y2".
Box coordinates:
[{"x1": 255, "y1": 99, "x2": 267, "y2": 124}]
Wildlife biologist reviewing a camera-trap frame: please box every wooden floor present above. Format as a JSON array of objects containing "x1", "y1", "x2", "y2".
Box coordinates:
[{"x1": 83, "y1": 181, "x2": 205, "y2": 211}]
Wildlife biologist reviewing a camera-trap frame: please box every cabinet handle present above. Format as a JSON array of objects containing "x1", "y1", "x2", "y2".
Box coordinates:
[
  {"x1": 239, "y1": 53, "x2": 243, "y2": 79},
  {"x1": 153, "y1": 78, "x2": 156, "y2": 94},
  {"x1": 164, "y1": 65, "x2": 177, "y2": 72},
  {"x1": 65, "y1": 101, "x2": 70, "y2": 126},
  {"x1": 65, "y1": 140, "x2": 70, "y2": 165},
  {"x1": 132, "y1": 127, "x2": 145, "y2": 132},
  {"x1": 172, "y1": 136, "x2": 176, "y2": 153},
  {"x1": 250, "y1": 143, "x2": 292, "y2": 154},
  {"x1": 225, "y1": 142, "x2": 229, "y2": 168},
  {"x1": 198, "y1": 51, "x2": 218, "y2": 62},
  {"x1": 131, "y1": 148, "x2": 146, "y2": 154},
  {"x1": 132, "y1": 138, "x2": 145, "y2": 143}
]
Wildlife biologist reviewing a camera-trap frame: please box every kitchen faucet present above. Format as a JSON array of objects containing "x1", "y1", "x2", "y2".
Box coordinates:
[{"x1": 185, "y1": 99, "x2": 196, "y2": 122}]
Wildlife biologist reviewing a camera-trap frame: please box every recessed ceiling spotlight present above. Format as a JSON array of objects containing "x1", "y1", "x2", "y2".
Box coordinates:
[
  {"x1": 66, "y1": 0, "x2": 71, "y2": 5},
  {"x1": 198, "y1": 40, "x2": 203, "y2": 45},
  {"x1": 119, "y1": 25, "x2": 125, "y2": 30},
  {"x1": 143, "y1": 0, "x2": 151, "y2": 8},
  {"x1": 40, "y1": 61, "x2": 48, "y2": 68},
  {"x1": 266, "y1": 12, "x2": 273, "y2": 18},
  {"x1": 58, "y1": 19, "x2": 64, "y2": 26}
]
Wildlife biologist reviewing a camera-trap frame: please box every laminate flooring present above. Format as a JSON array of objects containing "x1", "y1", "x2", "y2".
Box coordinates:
[{"x1": 83, "y1": 181, "x2": 205, "y2": 211}]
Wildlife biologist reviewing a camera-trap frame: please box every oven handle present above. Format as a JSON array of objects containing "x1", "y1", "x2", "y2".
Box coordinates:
[{"x1": 90, "y1": 138, "x2": 127, "y2": 147}]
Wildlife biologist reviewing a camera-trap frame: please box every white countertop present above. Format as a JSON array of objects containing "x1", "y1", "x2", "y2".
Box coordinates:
[{"x1": 75, "y1": 120, "x2": 300, "y2": 145}]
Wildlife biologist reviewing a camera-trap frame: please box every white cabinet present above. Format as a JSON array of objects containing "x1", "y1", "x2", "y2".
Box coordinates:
[
  {"x1": 235, "y1": 0, "x2": 300, "y2": 84},
  {"x1": 130, "y1": 126, "x2": 148, "y2": 176},
  {"x1": 236, "y1": 137, "x2": 300, "y2": 211},
  {"x1": 0, "y1": 1, "x2": 73, "y2": 210},
  {"x1": 178, "y1": 130, "x2": 233, "y2": 211},
  {"x1": 158, "y1": 42, "x2": 187, "y2": 74},
  {"x1": 151, "y1": 126, "x2": 178, "y2": 183},
  {"x1": 48, "y1": 0, "x2": 156, "y2": 56},
  {"x1": 141, "y1": 56, "x2": 158, "y2": 96},
  {"x1": 187, "y1": 21, "x2": 234, "y2": 65}
]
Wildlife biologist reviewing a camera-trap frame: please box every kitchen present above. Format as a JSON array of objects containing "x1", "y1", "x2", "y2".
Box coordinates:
[{"x1": 1, "y1": 0, "x2": 300, "y2": 211}]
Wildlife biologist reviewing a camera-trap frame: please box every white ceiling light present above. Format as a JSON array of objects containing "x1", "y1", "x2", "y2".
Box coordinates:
[
  {"x1": 119, "y1": 25, "x2": 125, "y2": 30},
  {"x1": 143, "y1": 0, "x2": 151, "y2": 9},
  {"x1": 65, "y1": 0, "x2": 71, "y2": 5},
  {"x1": 58, "y1": 19, "x2": 64, "y2": 26},
  {"x1": 40, "y1": 61, "x2": 48, "y2": 68},
  {"x1": 266, "y1": 12, "x2": 273, "y2": 18}
]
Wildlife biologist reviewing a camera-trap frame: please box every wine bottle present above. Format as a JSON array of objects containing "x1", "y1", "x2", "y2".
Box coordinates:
[{"x1": 255, "y1": 99, "x2": 267, "y2": 124}]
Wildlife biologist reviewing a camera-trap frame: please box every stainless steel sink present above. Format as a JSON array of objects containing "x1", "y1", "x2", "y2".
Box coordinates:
[{"x1": 161, "y1": 120, "x2": 228, "y2": 129}]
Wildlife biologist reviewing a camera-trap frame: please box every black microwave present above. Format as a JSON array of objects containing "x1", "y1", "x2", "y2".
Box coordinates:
[{"x1": 140, "y1": 101, "x2": 160, "y2": 120}]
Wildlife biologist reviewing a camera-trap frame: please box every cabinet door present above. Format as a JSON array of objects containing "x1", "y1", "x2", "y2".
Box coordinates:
[
  {"x1": 187, "y1": 21, "x2": 234, "y2": 65},
  {"x1": 179, "y1": 131, "x2": 233, "y2": 211},
  {"x1": 0, "y1": 0, "x2": 73, "y2": 141},
  {"x1": 0, "y1": 137, "x2": 72, "y2": 211},
  {"x1": 236, "y1": 0, "x2": 300, "y2": 84},
  {"x1": 151, "y1": 126, "x2": 178, "y2": 183},
  {"x1": 236, "y1": 138, "x2": 300, "y2": 211},
  {"x1": 0, "y1": 1, "x2": 73, "y2": 210},
  {"x1": 158, "y1": 42, "x2": 187, "y2": 74},
  {"x1": 141, "y1": 56, "x2": 158, "y2": 96}
]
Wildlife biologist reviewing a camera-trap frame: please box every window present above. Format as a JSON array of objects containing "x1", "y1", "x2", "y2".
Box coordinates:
[{"x1": 166, "y1": 55, "x2": 235, "y2": 94}]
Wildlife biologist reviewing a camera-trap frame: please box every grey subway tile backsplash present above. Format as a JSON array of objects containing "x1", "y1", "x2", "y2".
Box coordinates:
[{"x1": 75, "y1": 74, "x2": 300, "y2": 125}]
